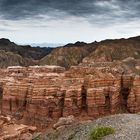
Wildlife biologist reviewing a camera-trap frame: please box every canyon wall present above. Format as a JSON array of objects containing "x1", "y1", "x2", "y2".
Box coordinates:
[{"x1": 0, "y1": 60, "x2": 140, "y2": 128}]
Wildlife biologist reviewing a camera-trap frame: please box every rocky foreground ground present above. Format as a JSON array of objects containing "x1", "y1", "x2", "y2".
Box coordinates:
[
  {"x1": 0, "y1": 115, "x2": 37, "y2": 140},
  {"x1": 40, "y1": 114, "x2": 140, "y2": 140},
  {"x1": 1, "y1": 111, "x2": 140, "y2": 140}
]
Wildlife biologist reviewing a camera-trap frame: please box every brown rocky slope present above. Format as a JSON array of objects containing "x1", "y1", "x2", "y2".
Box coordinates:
[
  {"x1": 0, "y1": 36, "x2": 140, "y2": 69},
  {"x1": 0, "y1": 115, "x2": 37, "y2": 140},
  {"x1": 39, "y1": 41, "x2": 97, "y2": 69},
  {"x1": 0, "y1": 38, "x2": 53, "y2": 68},
  {"x1": 0, "y1": 36, "x2": 139, "y2": 139},
  {"x1": 40, "y1": 36, "x2": 140, "y2": 68},
  {"x1": 83, "y1": 37, "x2": 140, "y2": 63},
  {"x1": 41, "y1": 114, "x2": 140, "y2": 140}
]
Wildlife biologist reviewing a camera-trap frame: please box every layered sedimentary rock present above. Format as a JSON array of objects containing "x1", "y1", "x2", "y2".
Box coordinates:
[{"x1": 0, "y1": 59, "x2": 140, "y2": 129}]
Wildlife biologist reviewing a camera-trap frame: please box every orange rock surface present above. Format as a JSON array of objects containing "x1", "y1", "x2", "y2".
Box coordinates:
[
  {"x1": 0, "y1": 115, "x2": 36, "y2": 140},
  {"x1": 0, "y1": 59, "x2": 139, "y2": 129}
]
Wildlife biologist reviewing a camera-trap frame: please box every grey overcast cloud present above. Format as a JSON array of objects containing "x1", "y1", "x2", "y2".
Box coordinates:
[{"x1": 0, "y1": 0, "x2": 140, "y2": 44}]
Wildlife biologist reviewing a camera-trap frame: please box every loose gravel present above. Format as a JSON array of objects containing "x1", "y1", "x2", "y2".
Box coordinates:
[{"x1": 41, "y1": 114, "x2": 140, "y2": 140}]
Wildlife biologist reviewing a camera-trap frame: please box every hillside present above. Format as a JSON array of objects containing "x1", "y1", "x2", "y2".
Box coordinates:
[
  {"x1": 39, "y1": 36, "x2": 140, "y2": 68},
  {"x1": 39, "y1": 41, "x2": 97, "y2": 68},
  {"x1": 0, "y1": 36, "x2": 140, "y2": 68},
  {"x1": 0, "y1": 50, "x2": 27, "y2": 68},
  {"x1": 0, "y1": 38, "x2": 53, "y2": 68},
  {"x1": 41, "y1": 114, "x2": 140, "y2": 140},
  {"x1": 83, "y1": 37, "x2": 140, "y2": 64}
]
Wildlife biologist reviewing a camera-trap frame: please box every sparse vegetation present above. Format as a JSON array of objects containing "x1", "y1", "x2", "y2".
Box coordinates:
[
  {"x1": 32, "y1": 136, "x2": 40, "y2": 140},
  {"x1": 89, "y1": 126, "x2": 115, "y2": 140}
]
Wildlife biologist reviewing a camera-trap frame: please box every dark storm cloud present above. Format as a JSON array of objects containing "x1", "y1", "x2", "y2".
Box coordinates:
[
  {"x1": 0, "y1": 0, "x2": 97, "y2": 19},
  {"x1": 0, "y1": 0, "x2": 140, "y2": 23}
]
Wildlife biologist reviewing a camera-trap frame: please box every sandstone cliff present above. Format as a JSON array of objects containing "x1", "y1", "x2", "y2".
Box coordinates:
[
  {"x1": 0, "y1": 36, "x2": 140, "y2": 130},
  {"x1": 0, "y1": 58, "x2": 139, "y2": 129}
]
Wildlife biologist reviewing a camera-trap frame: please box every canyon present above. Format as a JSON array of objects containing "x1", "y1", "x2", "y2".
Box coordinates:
[
  {"x1": 0, "y1": 36, "x2": 140, "y2": 139},
  {"x1": 0, "y1": 57, "x2": 139, "y2": 130}
]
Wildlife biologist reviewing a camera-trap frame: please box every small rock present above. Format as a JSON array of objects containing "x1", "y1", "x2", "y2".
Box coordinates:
[{"x1": 53, "y1": 115, "x2": 75, "y2": 129}]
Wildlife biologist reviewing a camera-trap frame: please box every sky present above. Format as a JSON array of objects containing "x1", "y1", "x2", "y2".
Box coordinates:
[{"x1": 0, "y1": 0, "x2": 140, "y2": 45}]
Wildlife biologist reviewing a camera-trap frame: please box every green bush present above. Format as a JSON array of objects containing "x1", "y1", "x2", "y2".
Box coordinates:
[
  {"x1": 90, "y1": 126, "x2": 115, "y2": 140},
  {"x1": 32, "y1": 138, "x2": 40, "y2": 140},
  {"x1": 32, "y1": 136, "x2": 40, "y2": 140}
]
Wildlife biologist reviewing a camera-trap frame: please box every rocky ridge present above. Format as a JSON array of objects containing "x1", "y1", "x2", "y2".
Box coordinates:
[
  {"x1": 1, "y1": 36, "x2": 140, "y2": 69},
  {"x1": 40, "y1": 36, "x2": 140, "y2": 68},
  {"x1": 0, "y1": 38, "x2": 53, "y2": 68}
]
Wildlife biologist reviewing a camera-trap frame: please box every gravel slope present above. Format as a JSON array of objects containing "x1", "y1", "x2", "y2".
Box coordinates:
[{"x1": 41, "y1": 114, "x2": 140, "y2": 140}]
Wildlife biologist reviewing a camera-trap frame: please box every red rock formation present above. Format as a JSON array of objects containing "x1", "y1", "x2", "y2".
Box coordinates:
[
  {"x1": 0, "y1": 115, "x2": 37, "y2": 140},
  {"x1": 0, "y1": 59, "x2": 139, "y2": 129}
]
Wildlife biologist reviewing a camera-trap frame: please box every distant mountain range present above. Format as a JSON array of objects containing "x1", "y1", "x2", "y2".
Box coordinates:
[
  {"x1": 30, "y1": 43, "x2": 64, "y2": 48},
  {"x1": 0, "y1": 36, "x2": 140, "y2": 68},
  {"x1": 0, "y1": 38, "x2": 53, "y2": 68}
]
